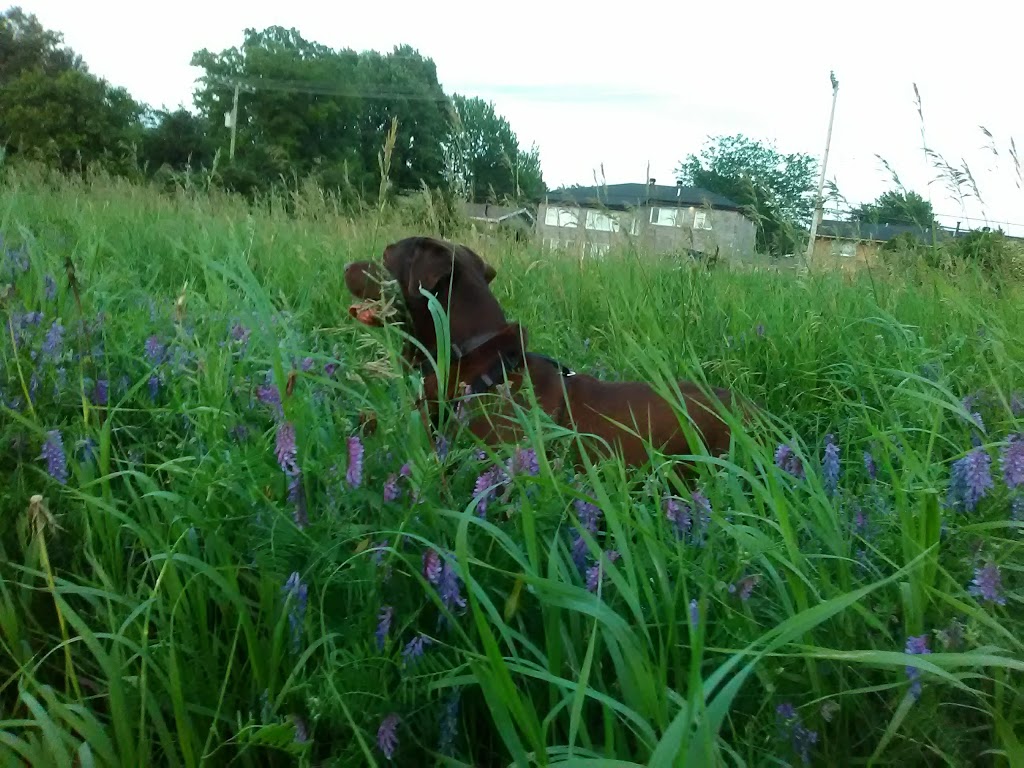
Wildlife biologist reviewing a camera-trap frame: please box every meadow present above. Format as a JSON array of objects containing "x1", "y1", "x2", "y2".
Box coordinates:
[{"x1": 1, "y1": 164, "x2": 1023, "y2": 767}]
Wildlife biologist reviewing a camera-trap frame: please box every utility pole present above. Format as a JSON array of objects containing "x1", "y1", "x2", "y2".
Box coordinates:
[
  {"x1": 804, "y1": 71, "x2": 839, "y2": 267},
  {"x1": 228, "y1": 81, "x2": 241, "y2": 161}
]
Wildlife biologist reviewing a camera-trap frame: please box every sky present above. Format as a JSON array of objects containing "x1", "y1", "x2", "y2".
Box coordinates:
[{"x1": 24, "y1": 0, "x2": 1024, "y2": 236}]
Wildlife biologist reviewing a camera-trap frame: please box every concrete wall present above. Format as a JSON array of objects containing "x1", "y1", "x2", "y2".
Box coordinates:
[{"x1": 536, "y1": 202, "x2": 756, "y2": 260}]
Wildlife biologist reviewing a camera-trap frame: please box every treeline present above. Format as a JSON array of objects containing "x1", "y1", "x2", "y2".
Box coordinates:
[{"x1": 0, "y1": 7, "x2": 546, "y2": 210}]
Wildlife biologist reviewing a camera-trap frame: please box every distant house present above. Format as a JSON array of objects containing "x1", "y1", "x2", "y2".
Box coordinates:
[
  {"x1": 462, "y1": 202, "x2": 536, "y2": 242},
  {"x1": 812, "y1": 219, "x2": 968, "y2": 266},
  {"x1": 536, "y1": 179, "x2": 756, "y2": 259}
]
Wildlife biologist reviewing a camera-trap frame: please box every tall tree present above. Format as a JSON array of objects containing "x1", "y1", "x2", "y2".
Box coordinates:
[
  {"x1": 190, "y1": 28, "x2": 452, "y2": 199},
  {"x1": 445, "y1": 94, "x2": 545, "y2": 203},
  {"x1": 675, "y1": 134, "x2": 818, "y2": 255},
  {"x1": 0, "y1": 6, "x2": 83, "y2": 83},
  {"x1": 139, "y1": 108, "x2": 215, "y2": 173},
  {"x1": 851, "y1": 189, "x2": 935, "y2": 227},
  {"x1": 0, "y1": 8, "x2": 143, "y2": 173}
]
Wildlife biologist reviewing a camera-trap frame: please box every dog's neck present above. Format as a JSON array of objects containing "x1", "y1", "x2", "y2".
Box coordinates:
[{"x1": 418, "y1": 323, "x2": 525, "y2": 396}]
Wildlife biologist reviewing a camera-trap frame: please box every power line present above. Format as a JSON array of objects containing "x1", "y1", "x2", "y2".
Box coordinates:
[
  {"x1": 823, "y1": 206, "x2": 1024, "y2": 230},
  {"x1": 203, "y1": 74, "x2": 454, "y2": 103}
]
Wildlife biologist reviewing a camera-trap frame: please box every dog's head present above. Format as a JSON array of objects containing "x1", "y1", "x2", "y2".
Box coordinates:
[{"x1": 344, "y1": 236, "x2": 505, "y2": 355}]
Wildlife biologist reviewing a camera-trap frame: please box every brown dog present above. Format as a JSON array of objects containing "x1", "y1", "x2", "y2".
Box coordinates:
[{"x1": 344, "y1": 236, "x2": 739, "y2": 473}]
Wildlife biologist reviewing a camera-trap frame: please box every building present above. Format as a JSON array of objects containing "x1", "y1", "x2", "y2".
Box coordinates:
[
  {"x1": 462, "y1": 202, "x2": 536, "y2": 242},
  {"x1": 536, "y1": 180, "x2": 756, "y2": 259},
  {"x1": 812, "y1": 219, "x2": 968, "y2": 268}
]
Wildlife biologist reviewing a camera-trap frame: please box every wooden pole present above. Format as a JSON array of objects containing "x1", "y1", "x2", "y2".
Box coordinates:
[
  {"x1": 804, "y1": 71, "x2": 840, "y2": 267},
  {"x1": 229, "y1": 82, "x2": 240, "y2": 161}
]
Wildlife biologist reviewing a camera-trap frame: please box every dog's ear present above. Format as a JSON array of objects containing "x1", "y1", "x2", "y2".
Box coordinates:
[
  {"x1": 457, "y1": 244, "x2": 498, "y2": 284},
  {"x1": 406, "y1": 242, "x2": 457, "y2": 297}
]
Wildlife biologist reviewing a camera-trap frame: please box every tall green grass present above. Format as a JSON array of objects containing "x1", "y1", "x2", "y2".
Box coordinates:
[{"x1": 1, "y1": 165, "x2": 1023, "y2": 767}]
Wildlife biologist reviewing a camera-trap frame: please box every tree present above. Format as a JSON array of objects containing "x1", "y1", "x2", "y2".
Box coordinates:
[
  {"x1": 851, "y1": 189, "x2": 935, "y2": 227},
  {"x1": 0, "y1": 8, "x2": 144, "y2": 174},
  {"x1": 675, "y1": 134, "x2": 818, "y2": 255},
  {"x1": 445, "y1": 94, "x2": 545, "y2": 203},
  {"x1": 0, "y1": 6, "x2": 83, "y2": 83},
  {"x1": 190, "y1": 28, "x2": 453, "y2": 200},
  {"x1": 139, "y1": 108, "x2": 215, "y2": 173}
]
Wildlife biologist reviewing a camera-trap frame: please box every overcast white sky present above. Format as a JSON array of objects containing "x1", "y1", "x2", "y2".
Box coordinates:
[{"x1": 25, "y1": 0, "x2": 1024, "y2": 235}]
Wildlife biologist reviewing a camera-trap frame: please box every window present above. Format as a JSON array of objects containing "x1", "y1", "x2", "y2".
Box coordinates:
[
  {"x1": 545, "y1": 206, "x2": 579, "y2": 229},
  {"x1": 692, "y1": 210, "x2": 712, "y2": 230},
  {"x1": 832, "y1": 241, "x2": 856, "y2": 258},
  {"x1": 649, "y1": 207, "x2": 680, "y2": 227},
  {"x1": 585, "y1": 210, "x2": 619, "y2": 232},
  {"x1": 585, "y1": 242, "x2": 611, "y2": 258}
]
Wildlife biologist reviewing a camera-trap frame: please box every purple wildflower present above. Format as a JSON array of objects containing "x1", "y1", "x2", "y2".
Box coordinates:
[
  {"x1": 423, "y1": 549, "x2": 442, "y2": 585},
  {"x1": 570, "y1": 531, "x2": 591, "y2": 573},
  {"x1": 776, "y1": 703, "x2": 818, "y2": 765},
  {"x1": 438, "y1": 559, "x2": 467, "y2": 615},
  {"x1": 688, "y1": 598, "x2": 700, "y2": 629},
  {"x1": 40, "y1": 429, "x2": 69, "y2": 485},
  {"x1": 44, "y1": 274, "x2": 57, "y2": 300},
  {"x1": 507, "y1": 446, "x2": 539, "y2": 477},
  {"x1": 905, "y1": 634, "x2": 930, "y2": 699},
  {"x1": 1000, "y1": 435, "x2": 1024, "y2": 490},
  {"x1": 282, "y1": 571, "x2": 308, "y2": 654},
  {"x1": 144, "y1": 335, "x2": 165, "y2": 365},
  {"x1": 346, "y1": 435, "x2": 364, "y2": 488},
  {"x1": 968, "y1": 561, "x2": 1006, "y2": 605},
  {"x1": 947, "y1": 447, "x2": 994, "y2": 513},
  {"x1": 755, "y1": 323, "x2": 765, "y2": 337},
  {"x1": 377, "y1": 713, "x2": 400, "y2": 760},
  {"x1": 864, "y1": 450, "x2": 877, "y2": 481},
  {"x1": 383, "y1": 473, "x2": 400, "y2": 502},
  {"x1": 229, "y1": 322, "x2": 251, "y2": 349},
  {"x1": 822, "y1": 433, "x2": 840, "y2": 496},
  {"x1": 93, "y1": 379, "x2": 108, "y2": 406},
  {"x1": 690, "y1": 491, "x2": 712, "y2": 544},
  {"x1": 42, "y1": 320, "x2": 64, "y2": 361},
  {"x1": 324, "y1": 362, "x2": 338, "y2": 377},
  {"x1": 401, "y1": 633, "x2": 432, "y2": 666},
  {"x1": 301, "y1": 356, "x2": 314, "y2": 372},
  {"x1": 573, "y1": 495, "x2": 604, "y2": 570},
  {"x1": 256, "y1": 384, "x2": 282, "y2": 418},
  {"x1": 375, "y1": 605, "x2": 394, "y2": 650},
  {"x1": 148, "y1": 375, "x2": 160, "y2": 400},
  {"x1": 775, "y1": 443, "x2": 805, "y2": 479},
  {"x1": 275, "y1": 422, "x2": 298, "y2": 474},
  {"x1": 664, "y1": 496, "x2": 692, "y2": 540},
  {"x1": 585, "y1": 550, "x2": 620, "y2": 593},
  {"x1": 472, "y1": 464, "x2": 507, "y2": 517},
  {"x1": 574, "y1": 495, "x2": 603, "y2": 532},
  {"x1": 729, "y1": 574, "x2": 760, "y2": 601},
  {"x1": 437, "y1": 689, "x2": 461, "y2": 756}
]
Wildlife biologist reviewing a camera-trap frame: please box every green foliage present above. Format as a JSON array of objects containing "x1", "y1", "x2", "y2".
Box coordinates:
[
  {"x1": 0, "y1": 6, "x2": 83, "y2": 81},
  {"x1": 189, "y1": 28, "x2": 453, "y2": 203},
  {"x1": 0, "y1": 68, "x2": 144, "y2": 174},
  {"x1": 947, "y1": 227, "x2": 1015, "y2": 271},
  {"x1": 446, "y1": 94, "x2": 546, "y2": 203},
  {"x1": 854, "y1": 189, "x2": 936, "y2": 227},
  {"x1": 140, "y1": 108, "x2": 216, "y2": 174},
  {"x1": 0, "y1": 7, "x2": 144, "y2": 174},
  {"x1": 2, "y1": 168, "x2": 1024, "y2": 766},
  {"x1": 676, "y1": 133, "x2": 818, "y2": 255}
]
